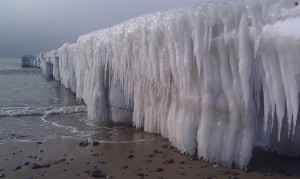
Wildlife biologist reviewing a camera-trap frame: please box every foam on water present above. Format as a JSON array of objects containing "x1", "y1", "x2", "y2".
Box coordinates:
[{"x1": 0, "y1": 105, "x2": 87, "y2": 117}]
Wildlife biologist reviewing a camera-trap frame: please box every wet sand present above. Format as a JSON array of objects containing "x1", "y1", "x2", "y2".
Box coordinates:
[{"x1": 1, "y1": 131, "x2": 300, "y2": 179}]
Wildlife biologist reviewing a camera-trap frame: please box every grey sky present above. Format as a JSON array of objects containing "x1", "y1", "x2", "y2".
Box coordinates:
[{"x1": 0, "y1": 0, "x2": 197, "y2": 57}]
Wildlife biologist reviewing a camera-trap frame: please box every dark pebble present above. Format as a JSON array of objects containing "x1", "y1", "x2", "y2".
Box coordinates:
[
  {"x1": 70, "y1": 158, "x2": 74, "y2": 160},
  {"x1": 59, "y1": 158, "x2": 66, "y2": 162},
  {"x1": 148, "y1": 154, "x2": 155, "y2": 158},
  {"x1": 85, "y1": 162, "x2": 90, "y2": 165},
  {"x1": 163, "y1": 159, "x2": 174, "y2": 164},
  {"x1": 23, "y1": 161, "x2": 30, "y2": 166},
  {"x1": 128, "y1": 155, "x2": 134, "y2": 158},
  {"x1": 90, "y1": 169, "x2": 105, "y2": 178},
  {"x1": 42, "y1": 164, "x2": 50, "y2": 168},
  {"x1": 31, "y1": 164, "x2": 42, "y2": 169},
  {"x1": 180, "y1": 161, "x2": 185, "y2": 164},
  {"x1": 39, "y1": 150, "x2": 44, "y2": 153},
  {"x1": 231, "y1": 176, "x2": 239, "y2": 179},
  {"x1": 136, "y1": 172, "x2": 144, "y2": 177},
  {"x1": 155, "y1": 168, "x2": 164, "y2": 172},
  {"x1": 167, "y1": 146, "x2": 174, "y2": 149},
  {"x1": 92, "y1": 140, "x2": 99, "y2": 146},
  {"x1": 161, "y1": 144, "x2": 169, "y2": 148},
  {"x1": 12, "y1": 152, "x2": 18, "y2": 155},
  {"x1": 206, "y1": 176, "x2": 212, "y2": 179},
  {"x1": 0, "y1": 174, "x2": 5, "y2": 178},
  {"x1": 13, "y1": 166, "x2": 22, "y2": 171},
  {"x1": 36, "y1": 142, "x2": 43, "y2": 144},
  {"x1": 122, "y1": 166, "x2": 129, "y2": 169},
  {"x1": 79, "y1": 140, "x2": 89, "y2": 147}
]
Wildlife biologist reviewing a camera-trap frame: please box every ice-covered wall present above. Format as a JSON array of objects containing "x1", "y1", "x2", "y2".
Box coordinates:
[
  {"x1": 39, "y1": 0, "x2": 300, "y2": 168},
  {"x1": 37, "y1": 50, "x2": 60, "y2": 79},
  {"x1": 21, "y1": 55, "x2": 36, "y2": 67}
]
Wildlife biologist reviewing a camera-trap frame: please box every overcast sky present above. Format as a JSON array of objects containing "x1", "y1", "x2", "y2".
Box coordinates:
[{"x1": 0, "y1": 0, "x2": 198, "y2": 57}]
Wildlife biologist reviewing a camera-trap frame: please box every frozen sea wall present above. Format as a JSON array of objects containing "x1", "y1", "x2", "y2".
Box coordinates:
[
  {"x1": 38, "y1": 0, "x2": 300, "y2": 168},
  {"x1": 21, "y1": 55, "x2": 37, "y2": 67}
]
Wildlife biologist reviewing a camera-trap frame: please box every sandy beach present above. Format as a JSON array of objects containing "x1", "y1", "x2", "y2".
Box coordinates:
[{"x1": 1, "y1": 128, "x2": 300, "y2": 179}]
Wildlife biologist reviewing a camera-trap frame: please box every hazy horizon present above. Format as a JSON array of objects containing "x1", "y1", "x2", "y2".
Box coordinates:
[{"x1": 0, "y1": 0, "x2": 197, "y2": 58}]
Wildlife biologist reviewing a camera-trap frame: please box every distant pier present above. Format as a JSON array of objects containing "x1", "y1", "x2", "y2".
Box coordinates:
[{"x1": 21, "y1": 55, "x2": 36, "y2": 67}]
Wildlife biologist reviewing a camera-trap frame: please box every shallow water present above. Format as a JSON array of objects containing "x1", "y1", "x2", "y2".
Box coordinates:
[{"x1": 0, "y1": 58, "x2": 155, "y2": 146}]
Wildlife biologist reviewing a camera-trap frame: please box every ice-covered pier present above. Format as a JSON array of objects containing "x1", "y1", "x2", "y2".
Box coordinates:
[
  {"x1": 36, "y1": 0, "x2": 300, "y2": 168},
  {"x1": 21, "y1": 55, "x2": 37, "y2": 67}
]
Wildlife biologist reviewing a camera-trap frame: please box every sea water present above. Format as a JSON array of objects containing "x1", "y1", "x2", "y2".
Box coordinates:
[{"x1": 0, "y1": 58, "x2": 154, "y2": 146}]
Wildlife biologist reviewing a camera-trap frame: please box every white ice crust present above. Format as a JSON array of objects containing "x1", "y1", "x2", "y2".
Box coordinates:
[{"x1": 36, "y1": 0, "x2": 300, "y2": 168}]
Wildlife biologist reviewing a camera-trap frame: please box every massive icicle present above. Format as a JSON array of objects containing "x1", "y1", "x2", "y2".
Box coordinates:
[{"x1": 36, "y1": 0, "x2": 300, "y2": 168}]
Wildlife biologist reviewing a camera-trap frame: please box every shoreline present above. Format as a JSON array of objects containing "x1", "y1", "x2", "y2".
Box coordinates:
[{"x1": 1, "y1": 130, "x2": 299, "y2": 179}]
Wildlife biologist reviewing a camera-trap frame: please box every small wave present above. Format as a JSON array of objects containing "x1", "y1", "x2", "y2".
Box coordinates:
[
  {"x1": 0, "y1": 105, "x2": 87, "y2": 117},
  {"x1": 0, "y1": 68, "x2": 41, "y2": 75}
]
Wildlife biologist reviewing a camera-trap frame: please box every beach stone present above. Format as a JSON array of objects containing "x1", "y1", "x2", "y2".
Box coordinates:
[
  {"x1": 163, "y1": 159, "x2": 174, "y2": 164},
  {"x1": 59, "y1": 158, "x2": 66, "y2": 162},
  {"x1": 128, "y1": 154, "x2": 134, "y2": 158},
  {"x1": 42, "y1": 164, "x2": 50, "y2": 168},
  {"x1": 13, "y1": 166, "x2": 22, "y2": 171},
  {"x1": 206, "y1": 176, "x2": 212, "y2": 179},
  {"x1": 79, "y1": 140, "x2": 88, "y2": 147},
  {"x1": 136, "y1": 172, "x2": 144, "y2": 177},
  {"x1": 23, "y1": 161, "x2": 30, "y2": 166},
  {"x1": 36, "y1": 142, "x2": 43, "y2": 144},
  {"x1": 92, "y1": 140, "x2": 100, "y2": 146},
  {"x1": 180, "y1": 161, "x2": 185, "y2": 164},
  {"x1": 90, "y1": 169, "x2": 105, "y2": 178},
  {"x1": 39, "y1": 149, "x2": 44, "y2": 153},
  {"x1": 161, "y1": 144, "x2": 170, "y2": 148},
  {"x1": 122, "y1": 166, "x2": 129, "y2": 169},
  {"x1": 148, "y1": 154, "x2": 155, "y2": 158},
  {"x1": 0, "y1": 174, "x2": 5, "y2": 178},
  {"x1": 31, "y1": 164, "x2": 42, "y2": 169},
  {"x1": 155, "y1": 168, "x2": 164, "y2": 172},
  {"x1": 231, "y1": 176, "x2": 239, "y2": 179}
]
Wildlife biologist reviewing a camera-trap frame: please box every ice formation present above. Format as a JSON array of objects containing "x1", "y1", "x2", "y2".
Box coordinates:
[{"x1": 36, "y1": 0, "x2": 300, "y2": 168}]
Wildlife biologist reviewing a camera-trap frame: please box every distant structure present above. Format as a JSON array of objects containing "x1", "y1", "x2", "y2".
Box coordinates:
[{"x1": 21, "y1": 55, "x2": 36, "y2": 67}]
